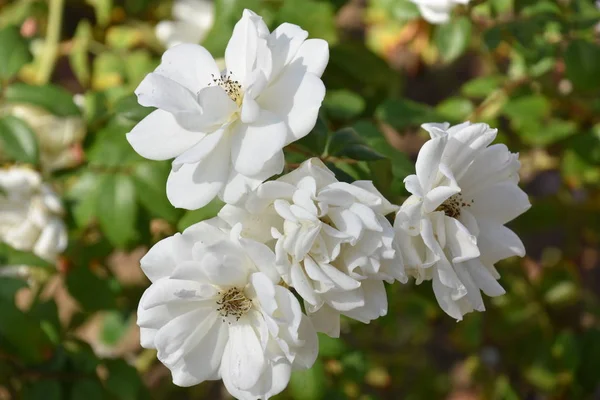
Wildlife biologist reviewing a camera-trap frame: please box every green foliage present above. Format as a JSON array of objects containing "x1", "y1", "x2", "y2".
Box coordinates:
[{"x1": 0, "y1": 0, "x2": 598, "y2": 399}]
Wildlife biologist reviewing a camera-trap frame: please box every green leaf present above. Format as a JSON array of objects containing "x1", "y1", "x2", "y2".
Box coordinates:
[
  {"x1": 564, "y1": 39, "x2": 600, "y2": 92},
  {"x1": 4, "y1": 83, "x2": 81, "y2": 116},
  {"x1": 69, "y1": 20, "x2": 92, "y2": 86},
  {"x1": 0, "y1": 242, "x2": 54, "y2": 270},
  {"x1": 66, "y1": 266, "x2": 117, "y2": 311},
  {"x1": 0, "y1": 298, "x2": 52, "y2": 363},
  {"x1": 323, "y1": 89, "x2": 366, "y2": 120},
  {"x1": 114, "y1": 94, "x2": 154, "y2": 123},
  {"x1": 568, "y1": 127, "x2": 600, "y2": 165},
  {"x1": 278, "y1": 0, "x2": 337, "y2": 44},
  {"x1": 67, "y1": 171, "x2": 103, "y2": 228},
  {"x1": 461, "y1": 75, "x2": 504, "y2": 97},
  {"x1": 133, "y1": 162, "x2": 181, "y2": 223},
  {"x1": 434, "y1": 17, "x2": 472, "y2": 63},
  {"x1": 178, "y1": 198, "x2": 225, "y2": 232},
  {"x1": 87, "y1": 0, "x2": 113, "y2": 26},
  {"x1": 87, "y1": 118, "x2": 142, "y2": 167},
  {"x1": 294, "y1": 114, "x2": 329, "y2": 156},
  {"x1": 101, "y1": 311, "x2": 131, "y2": 347},
  {"x1": 97, "y1": 173, "x2": 138, "y2": 247},
  {"x1": 0, "y1": 115, "x2": 39, "y2": 164},
  {"x1": 289, "y1": 359, "x2": 326, "y2": 400},
  {"x1": 70, "y1": 379, "x2": 105, "y2": 400},
  {"x1": 105, "y1": 359, "x2": 143, "y2": 400},
  {"x1": 436, "y1": 97, "x2": 474, "y2": 121},
  {"x1": 375, "y1": 98, "x2": 442, "y2": 131},
  {"x1": 0, "y1": 277, "x2": 28, "y2": 302},
  {"x1": 0, "y1": 25, "x2": 32, "y2": 80},
  {"x1": 328, "y1": 128, "x2": 386, "y2": 161},
  {"x1": 544, "y1": 281, "x2": 579, "y2": 306},
  {"x1": 23, "y1": 380, "x2": 63, "y2": 400},
  {"x1": 318, "y1": 332, "x2": 348, "y2": 358}
]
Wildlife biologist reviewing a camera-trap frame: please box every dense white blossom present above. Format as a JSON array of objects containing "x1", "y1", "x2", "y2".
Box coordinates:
[
  {"x1": 219, "y1": 158, "x2": 405, "y2": 337},
  {"x1": 394, "y1": 122, "x2": 530, "y2": 320},
  {"x1": 137, "y1": 218, "x2": 318, "y2": 399},
  {"x1": 0, "y1": 166, "x2": 67, "y2": 263},
  {"x1": 127, "y1": 9, "x2": 328, "y2": 209},
  {"x1": 156, "y1": 0, "x2": 214, "y2": 48},
  {"x1": 0, "y1": 104, "x2": 85, "y2": 172},
  {"x1": 410, "y1": 0, "x2": 470, "y2": 24}
]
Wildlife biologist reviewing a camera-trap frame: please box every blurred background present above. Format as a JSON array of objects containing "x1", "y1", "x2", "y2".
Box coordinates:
[{"x1": 0, "y1": 0, "x2": 599, "y2": 399}]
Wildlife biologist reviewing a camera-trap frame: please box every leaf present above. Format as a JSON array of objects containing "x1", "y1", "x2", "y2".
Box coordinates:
[
  {"x1": 0, "y1": 25, "x2": 32, "y2": 79},
  {"x1": 564, "y1": 39, "x2": 600, "y2": 92},
  {"x1": 70, "y1": 379, "x2": 105, "y2": 400},
  {"x1": 0, "y1": 277, "x2": 28, "y2": 302},
  {"x1": 66, "y1": 266, "x2": 117, "y2": 311},
  {"x1": 323, "y1": 89, "x2": 366, "y2": 120},
  {"x1": 178, "y1": 198, "x2": 224, "y2": 231},
  {"x1": 278, "y1": 0, "x2": 337, "y2": 44},
  {"x1": 289, "y1": 359, "x2": 326, "y2": 400},
  {"x1": 101, "y1": 311, "x2": 131, "y2": 347},
  {"x1": 434, "y1": 17, "x2": 472, "y2": 63},
  {"x1": 568, "y1": 127, "x2": 600, "y2": 165},
  {"x1": 87, "y1": 0, "x2": 113, "y2": 27},
  {"x1": 69, "y1": 20, "x2": 92, "y2": 86},
  {"x1": 0, "y1": 298, "x2": 52, "y2": 363},
  {"x1": 4, "y1": 83, "x2": 81, "y2": 116},
  {"x1": 436, "y1": 97, "x2": 474, "y2": 121},
  {"x1": 105, "y1": 359, "x2": 143, "y2": 400},
  {"x1": 114, "y1": 94, "x2": 154, "y2": 123},
  {"x1": 87, "y1": 118, "x2": 142, "y2": 167},
  {"x1": 97, "y1": 173, "x2": 138, "y2": 247},
  {"x1": 375, "y1": 98, "x2": 442, "y2": 131},
  {"x1": 318, "y1": 332, "x2": 348, "y2": 358},
  {"x1": 0, "y1": 115, "x2": 39, "y2": 164},
  {"x1": 0, "y1": 242, "x2": 53, "y2": 270},
  {"x1": 133, "y1": 162, "x2": 181, "y2": 223},
  {"x1": 461, "y1": 75, "x2": 504, "y2": 98},
  {"x1": 23, "y1": 380, "x2": 63, "y2": 400},
  {"x1": 328, "y1": 128, "x2": 386, "y2": 161},
  {"x1": 67, "y1": 171, "x2": 103, "y2": 228},
  {"x1": 294, "y1": 114, "x2": 329, "y2": 156}
]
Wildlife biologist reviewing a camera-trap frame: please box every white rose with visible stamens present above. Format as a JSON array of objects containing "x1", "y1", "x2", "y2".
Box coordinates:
[
  {"x1": 137, "y1": 218, "x2": 318, "y2": 399},
  {"x1": 394, "y1": 122, "x2": 531, "y2": 320},
  {"x1": 0, "y1": 166, "x2": 67, "y2": 263},
  {"x1": 156, "y1": 0, "x2": 215, "y2": 48},
  {"x1": 410, "y1": 0, "x2": 470, "y2": 24},
  {"x1": 219, "y1": 158, "x2": 405, "y2": 338},
  {"x1": 127, "y1": 9, "x2": 328, "y2": 210}
]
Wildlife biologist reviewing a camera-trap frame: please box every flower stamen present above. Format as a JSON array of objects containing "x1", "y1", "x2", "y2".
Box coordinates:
[
  {"x1": 436, "y1": 193, "x2": 473, "y2": 219},
  {"x1": 216, "y1": 287, "x2": 252, "y2": 322},
  {"x1": 209, "y1": 71, "x2": 243, "y2": 105}
]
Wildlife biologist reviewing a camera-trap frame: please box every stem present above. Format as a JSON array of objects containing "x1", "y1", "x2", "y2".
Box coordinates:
[{"x1": 36, "y1": 0, "x2": 64, "y2": 84}]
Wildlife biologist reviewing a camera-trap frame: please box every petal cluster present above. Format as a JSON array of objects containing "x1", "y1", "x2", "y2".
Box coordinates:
[
  {"x1": 410, "y1": 0, "x2": 470, "y2": 24},
  {"x1": 0, "y1": 166, "x2": 67, "y2": 262},
  {"x1": 156, "y1": 0, "x2": 215, "y2": 48},
  {"x1": 220, "y1": 158, "x2": 405, "y2": 337},
  {"x1": 395, "y1": 122, "x2": 531, "y2": 320},
  {"x1": 137, "y1": 218, "x2": 318, "y2": 399},
  {"x1": 128, "y1": 9, "x2": 328, "y2": 209}
]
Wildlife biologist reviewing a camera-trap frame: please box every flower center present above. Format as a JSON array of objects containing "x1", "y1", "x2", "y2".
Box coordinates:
[
  {"x1": 436, "y1": 193, "x2": 472, "y2": 218},
  {"x1": 210, "y1": 72, "x2": 243, "y2": 106},
  {"x1": 216, "y1": 287, "x2": 252, "y2": 322}
]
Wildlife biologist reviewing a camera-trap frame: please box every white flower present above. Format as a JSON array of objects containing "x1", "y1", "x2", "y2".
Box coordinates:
[
  {"x1": 0, "y1": 104, "x2": 85, "y2": 172},
  {"x1": 156, "y1": 0, "x2": 215, "y2": 48},
  {"x1": 394, "y1": 122, "x2": 531, "y2": 320},
  {"x1": 410, "y1": 0, "x2": 470, "y2": 24},
  {"x1": 0, "y1": 166, "x2": 67, "y2": 263},
  {"x1": 219, "y1": 158, "x2": 404, "y2": 337},
  {"x1": 127, "y1": 9, "x2": 328, "y2": 209},
  {"x1": 137, "y1": 218, "x2": 318, "y2": 399}
]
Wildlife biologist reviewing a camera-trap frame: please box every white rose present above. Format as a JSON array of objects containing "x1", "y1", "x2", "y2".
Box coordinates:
[
  {"x1": 410, "y1": 0, "x2": 470, "y2": 24},
  {"x1": 0, "y1": 166, "x2": 67, "y2": 263},
  {"x1": 219, "y1": 158, "x2": 405, "y2": 337},
  {"x1": 156, "y1": 0, "x2": 215, "y2": 48},
  {"x1": 127, "y1": 9, "x2": 329, "y2": 209},
  {"x1": 137, "y1": 218, "x2": 318, "y2": 399},
  {"x1": 395, "y1": 122, "x2": 531, "y2": 320}
]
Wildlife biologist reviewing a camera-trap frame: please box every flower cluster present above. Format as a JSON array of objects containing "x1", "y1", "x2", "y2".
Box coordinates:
[
  {"x1": 0, "y1": 166, "x2": 67, "y2": 263},
  {"x1": 129, "y1": 8, "x2": 530, "y2": 400}
]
